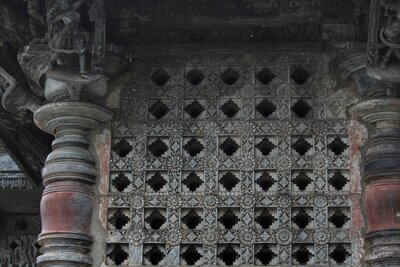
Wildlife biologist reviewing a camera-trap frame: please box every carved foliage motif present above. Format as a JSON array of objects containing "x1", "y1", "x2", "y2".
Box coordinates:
[{"x1": 108, "y1": 53, "x2": 352, "y2": 266}]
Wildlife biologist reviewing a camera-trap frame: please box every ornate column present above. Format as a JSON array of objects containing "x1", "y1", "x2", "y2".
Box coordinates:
[
  {"x1": 350, "y1": 80, "x2": 400, "y2": 266},
  {"x1": 33, "y1": 71, "x2": 112, "y2": 266}
]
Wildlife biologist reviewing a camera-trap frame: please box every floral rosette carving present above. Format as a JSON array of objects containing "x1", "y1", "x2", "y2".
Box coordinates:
[
  {"x1": 129, "y1": 195, "x2": 145, "y2": 209},
  {"x1": 275, "y1": 121, "x2": 292, "y2": 136},
  {"x1": 131, "y1": 124, "x2": 148, "y2": 137},
  {"x1": 166, "y1": 123, "x2": 183, "y2": 143},
  {"x1": 132, "y1": 158, "x2": 147, "y2": 173},
  {"x1": 239, "y1": 155, "x2": 257, "y2": 171},
  {"x1": 276, "y1": 153, "x2": 293, "y2": 171},
  {"x1": 314, "y1": 194, "x2": 328, "y2": 208},
  {"x1": 205, "y1": 155, "x2": 220, "y2": 171},
  {"x1": 313, "y1": 155, "x2": 329, "y2": 171},
  {"x1": 277, "y1": 194, "x2": 292, "y2": 208},
  {"x1": 240, "y1": 228, "x2": 256, "y2": 245},
  {"x1": 203, "y1": 194, "x2": 219, "y2": 209},
  {"x1": 167, "y1": 156, "x2": 183, "y2": 171},
  {"x1": 238, "y1": 83, "x2": 256, "y2": 99},
  {"x1": 204, "y1": 122, "x2": 219, "y2": 137},
  {"x1": 164, "y1": 194, "x2": 183, "y2": 210},
  {"x1": 275, "y1": 84, "x2": 291, "y2": 98},
  {"x1": 164, "y1": 228, "x2": 182, "y2": 246},
  {"x1": 313, "y1": 228, "x2": 331, "y2": 245},
  {"x1": 201, "y1": 227, "x2": 219, "y2": 245},
  {"x1": 128, "y1": 228, "x2": 146, "y2": 245},
  {"x1": 311, "y1": 121, "x2": 326, "y2": 136},
  {"x1": 240, "y1": 193, "x2": 256, "y2": 209},
  {"x1": 275, "y1": 228, "x2": 293, "y2": 246},
  {"x1": 243, "y1": 122, "x2": 257, "y2": 137}
]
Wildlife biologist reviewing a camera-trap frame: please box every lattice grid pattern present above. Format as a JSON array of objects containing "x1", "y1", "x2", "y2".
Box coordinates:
[{"x1": 108, "y1": 53, "x2": 353, "y2": 266}]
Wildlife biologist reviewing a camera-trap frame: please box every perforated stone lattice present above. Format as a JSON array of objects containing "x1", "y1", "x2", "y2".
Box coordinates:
[{"x1": 108, "y1": 53, "x2": 353, "y2": 266}]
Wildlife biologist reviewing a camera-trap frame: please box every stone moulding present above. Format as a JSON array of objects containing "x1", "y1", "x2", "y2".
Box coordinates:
[{"x1": 34, "y1": 100, "x2": 112, "y2": 266}]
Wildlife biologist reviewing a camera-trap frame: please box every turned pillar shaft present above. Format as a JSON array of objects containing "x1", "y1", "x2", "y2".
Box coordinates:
[
  {"x1": 33, "y1": 74, "x2": 112, "y2": 266},
  {"x1": 351, "y1": 98, "x2": 400, "y2": 266}
]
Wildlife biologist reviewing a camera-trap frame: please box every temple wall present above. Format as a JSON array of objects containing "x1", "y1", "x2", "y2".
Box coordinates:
[{"x1": 91, "y1": 51, "x2": 366, "y2": 266}]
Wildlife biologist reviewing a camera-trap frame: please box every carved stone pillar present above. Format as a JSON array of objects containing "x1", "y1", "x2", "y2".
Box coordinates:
[
  {"x1": 350, "y1": 96, "x2": 400, "y2": 266},
  {"x1": 33, "y1": 71, "x2": 112, "y2": 266}
]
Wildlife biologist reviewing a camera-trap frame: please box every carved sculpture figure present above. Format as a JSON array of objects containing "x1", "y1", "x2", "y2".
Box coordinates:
[
  {"x1": 379, "y1": 0, "x2": 400, "y2": 69},
  {"x1": 47, "y1": 0, "x2": 89, "y2": 77}
]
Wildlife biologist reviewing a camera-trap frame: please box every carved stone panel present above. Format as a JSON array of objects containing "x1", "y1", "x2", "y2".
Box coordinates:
[{"x1": 108, "y1": 53, "x2": 354, "y2": 266}]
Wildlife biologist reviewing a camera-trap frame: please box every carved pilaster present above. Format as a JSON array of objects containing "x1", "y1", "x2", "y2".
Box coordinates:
[
  {"x1": 33, "y1": 71, "x2": 112, "y2": 266},
  {"x1": 350, "y1": 97, "x2": 400, "y2": 266}
]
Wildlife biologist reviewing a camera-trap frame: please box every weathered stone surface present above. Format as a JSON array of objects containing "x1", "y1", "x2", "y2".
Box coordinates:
[{"x1": 104, "y1": 52, "x2": 362, "y2": 266}]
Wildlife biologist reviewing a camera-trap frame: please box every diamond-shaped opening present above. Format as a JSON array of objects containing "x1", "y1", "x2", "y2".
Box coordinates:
[
  {"x1": 219, "y1": 209, "x2": 239, "y2": 229},
  {"x1": 256, "y1": 98, "x2": 276, "y2": 118},
  {"x1": 292, "y1": 137, "x2": 312, "y2": 156},
  {"x1": 330, "y1": 244, "x2": 350, "y2": 264},
  {"x1": 291, "y1": 98, "x2": 312, "y2": 118},
  {"x1": 255, "y1": 245, "x2": 277, "y2": 265},
  {"x1": 329, "y1": 171, "x2": 348, "y2": 190},
  {"x1": 182, "y1": 172, "x2": 203, "y2": 192},
  {"x1": 220, "y1": 99, "x2": 240, "y2": 118},
  {"x1": 328, "y1": 136, "x2": 348, "y2": 155},
  {"x1": 221, "y1": 68, "x2": 239, "y2": 85},
  {"x1": 182, "y1": 209, "x2": 203, "y2": 229},
  {"x1": 218, "y1": 245, "x2": 239, "y2": 266},
  {"x1": 219, "y1": 137, "x2": 239, "y2": 156},
  {"x1": 148, "y1": 138, "x2": 169, "y2": 157},
  {"x1": 293, "y1": 209, "x2": 312, "y2": 229},
  {"x1": 107, "y1": 244, "x2": 128, "y2": 265},
  {"x1": 109, "y1": 210, "x2": 130, "y2": 230},
  {"x1": 255, "y1": 208, "x2": 276, "y2": 229},
  {"x1": 144, "y1": 245, "x2": 165, "y2": 265},
  {"x1": 15, "y1": 219, "x2": 28, "y2": 230},
  {"x1": 149, "y1": 99, "x2": 169, "y2": 119},
  {"x1": 151, "y1": 68, "x2": 170, "y2": 86},
  {"x1": 145, "y1": 209, "x2": 166, "y2": 230},
  {"x1": 329, "y1": 209, "x2": 350, "y2": 228},
  {"x1": 291, "y1": 67, "x2": 311, "y2": 85},
  {"x1": 112, "y1": 139, "x2": 133, "y2": 157},
  {"x1": 112, "y1": 173, "x2": 131, "y2": 192},
  {"x1": 9, "y1": 240, "x2": 18, "y2": 250},
  {"x1": 184, "y1": 137, "x2": 204, "y2": 157},
  {"x1": 219, "y1": 172, "x2": 239, "y2": 191},
  {"x1": 146, "y1": 172, "x2": 167, "y2": 192},
  {"x1": 255, "y1": 136, "x2": 276, "y2": 156},
  {"x1": 256, "y1": 67, "x2": 276, "y2": 85},
  {"x1": 185, "y1": 100, "x2": 205, "y2": 119},
  {"x1": 181, "y1": 245, "x2": 202, "y2": 265},
  {"x1": 186, "y1": 68, "x2": 205, "y2": 86},
  {"x1": 293, "y1": 245, "x2": 312, "y2": 265},
  {"x1": 256, "y1": 171, "x2": 275, "y2": 191},
  {"x1": 292, "y1": 171, "x2": 312, "y2": 191}
]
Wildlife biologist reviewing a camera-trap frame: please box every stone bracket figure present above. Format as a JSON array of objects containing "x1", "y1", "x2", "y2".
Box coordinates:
[
  {"x1": 47, "y1": 0, "x2": 90, "y2": 77},
  {"x1": 367, "y1": 0, "x2": 400, "y2": 82},
  {"x1": 379, "y1": 0, "x2": 400, "y2": 69}
]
